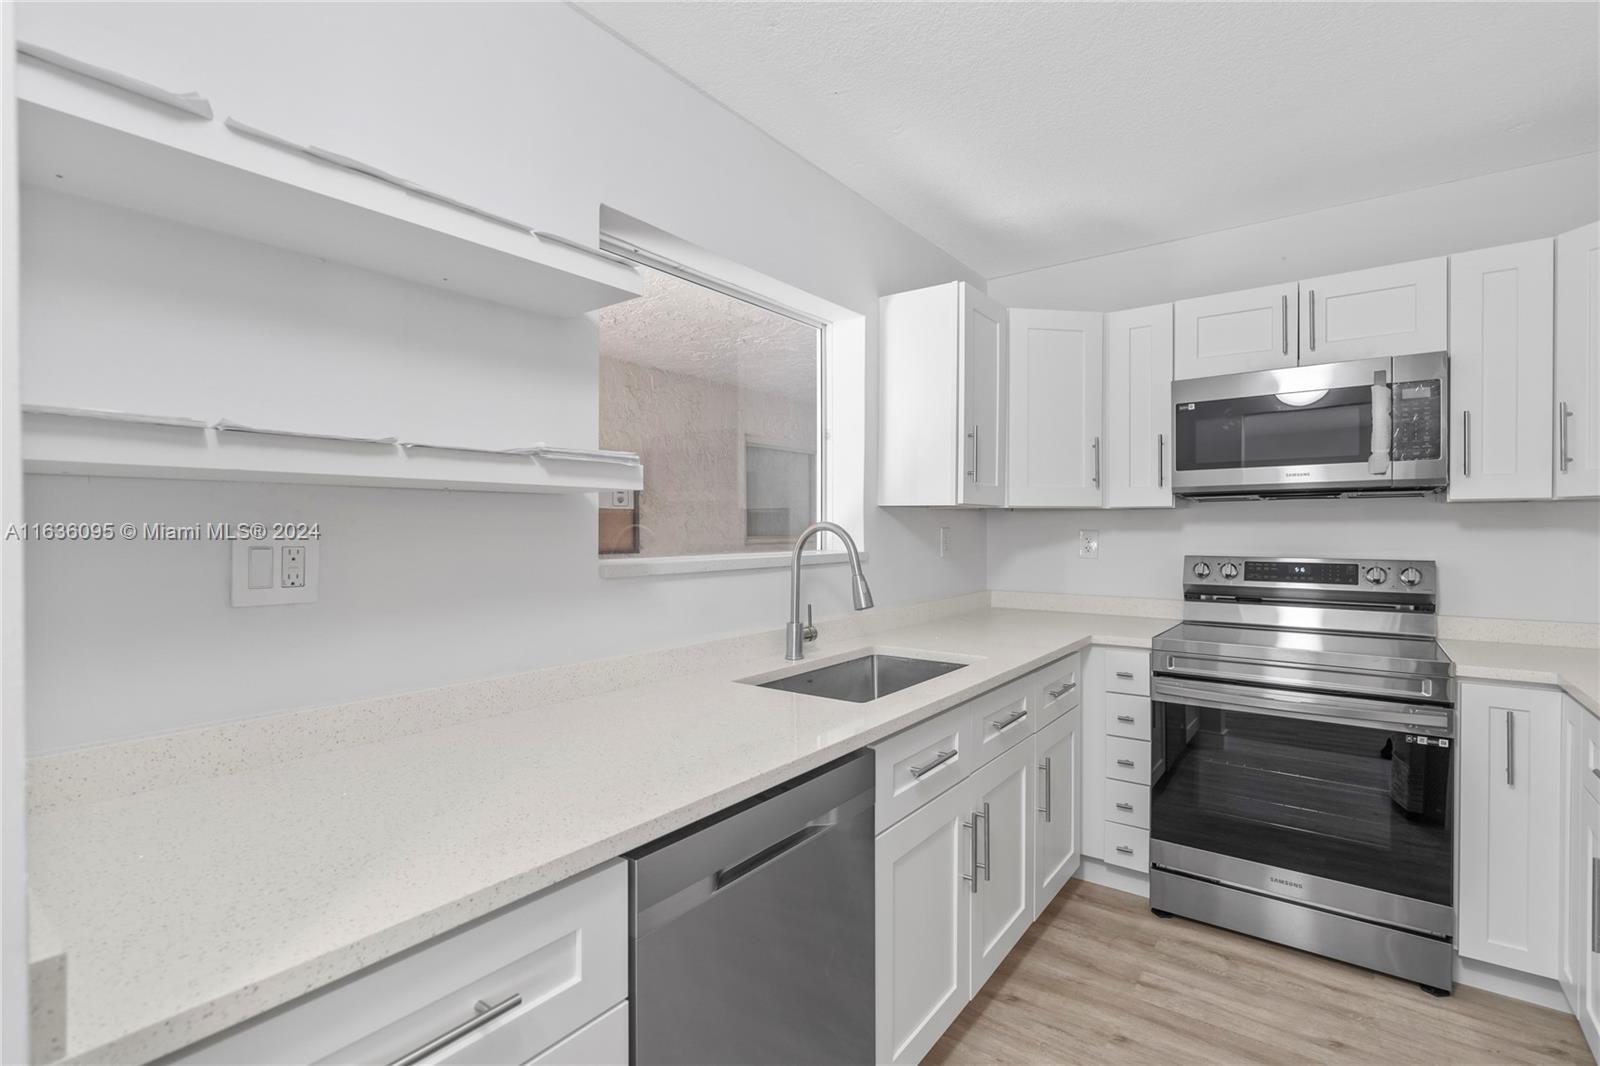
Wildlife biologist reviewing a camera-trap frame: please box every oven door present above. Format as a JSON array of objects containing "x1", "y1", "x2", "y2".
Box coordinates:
[
  {"x1": 1150, "y1": 675, "x2": 1454, "y2": 936},
  {"x1": 1172, "y1": 356, "x2": 1434, "y2": 496}
]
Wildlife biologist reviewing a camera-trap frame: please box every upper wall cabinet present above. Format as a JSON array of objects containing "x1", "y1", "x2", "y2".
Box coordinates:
[
  {"x1": 1173, "y1": 283, "x2": 1297, "y2": 381},
  {"x1": 1556, "y1": 222, "x2": 1600, "y2": 500},
  {"x1": 1448, "y1": 239, "x2": 1555, "y2": 502},
  {"x1": 1006, "y1": 310, "x2": 1102, "y2": 508},
  {"x1": 1103, "y1": 304, "x2": 1174, "y2": 508},
  {"x1": 880, "y1": 282, "x2": 1007, "y2": 507},
  {"x1": 1298, "y1": 257, "x2": 1447, "y2": 365}
]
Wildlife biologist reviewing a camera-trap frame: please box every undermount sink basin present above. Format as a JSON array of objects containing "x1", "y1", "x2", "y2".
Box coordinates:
[{"x1": 758, "y1": 654, "x2": 967, "y2": 703}]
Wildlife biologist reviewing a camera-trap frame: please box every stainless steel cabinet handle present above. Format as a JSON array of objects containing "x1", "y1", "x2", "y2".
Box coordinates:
[
  {"x1": 1116, "y1": 758, "x2": 1136, "y2": 768},
  {"x1": 1591, "y1": 768, "x2": 1599, "y2": 781},
  {"x1": 991, "y1": 709, "x2": 1028, "y2": 732},
  {"x1": 1308, "y1": 289, "x2": 1316, "y2": 352},
  {"x1": 1115, "y1": 671, "x2": 1135, "y2": 680},
  {"x1": 1038, "y1": 757, "x2": 1053, "y2": 822},
  {"x1": 1592, "y1": 856, "x2": 1599, "y2": 953},
  {"x1": 1048, "y1": 681, "x2": 1077, "y2": 699},
  {"x1": 1091, "y1": 436, "x2": 1101, "y2": 488},
  {"x1": 1463, "y1": 411, "x2": 1471, "y2": 477},
  {"x1": 1281, "y1": 295, "x2": 1288, "y2": 355},
  {"x1": 1115, "y1": 801, "x2": 1135, "y2": 812},
  {"x1": 909, "y1": 749, "x2": 957, "y2": 779},
  {"x1": 1116, "y1": 845, "x2": 1135, "y2": 856},
  {"x1": 1157, "y1": 433, "x2": 1165, "y2": 487},
  {"x1": 975, "y1": 802, "x2": 991, "y2": 882},
  {"x1": 963, "y1": 816, "x2": 978, "y2": 893},
  {"x1": 1506, "y1": 711, "x2": 1514, "y2": 787},
  {"x1": 1116, "y1": 714, "x2": 1136, "y2": 724},
  {"x1": 966, "y1": 426, "x2": 978, "y2": 480},
  {"x1": 387, "y1": 994, "x2": 523, "y2": 1066},
  {"x1": 1561, "y1": 401, "x2": 1574, "y2": 473}
]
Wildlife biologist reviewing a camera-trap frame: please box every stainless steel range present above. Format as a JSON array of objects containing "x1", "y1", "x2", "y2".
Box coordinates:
[{"x1": 1149, "y1": 555, "x2": 1457, "y2": 993}]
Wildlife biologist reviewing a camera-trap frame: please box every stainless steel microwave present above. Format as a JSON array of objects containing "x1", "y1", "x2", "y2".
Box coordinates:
[{"x1": 1171, "y1": 352, "x2": 1448, "y2": 499}]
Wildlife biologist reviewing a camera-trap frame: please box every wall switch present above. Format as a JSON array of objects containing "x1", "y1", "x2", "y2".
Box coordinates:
[
  {"x1": 938, "y1": 526, "x2": 951, "y2": 558},
  {"x1": 232, "y1": 541, "x2": 319, "y2": 606},
  {"x1": 1078, "y1": 529, "x2": 1099, "y2": 559}
]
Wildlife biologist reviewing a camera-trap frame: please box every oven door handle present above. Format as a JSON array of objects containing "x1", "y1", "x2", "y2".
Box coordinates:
[{"x1": 1152, "y1": 675, "x2": 1453, "y2": 736}]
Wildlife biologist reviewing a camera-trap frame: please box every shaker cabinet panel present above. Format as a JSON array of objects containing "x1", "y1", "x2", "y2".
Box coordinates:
[
  {"x1": 1104, "y1": 303, "x2": 1174, "y2": 508},
  {"x1": 969, "y1": 741, "x2": 1035, "y2": 991},
  {"x1": 1006, "y1": 309, "x2": 1102, "y2": 507},
  {"x1": 961, "y1": 285, "x2": 1008, "y2": 506},
  {"x1": 1173, "y1": 284, "x2": 1297, "y2": 381},
  {"x1": 1556, "y1": 222, "x2": 1600, "y2": 499},
  {"x1": 1033, "y1": 708, "x2": 1082, "y2": 917},
  {"x1": 1298, "y1": 257, "x2": 1447, "y2": 365}
]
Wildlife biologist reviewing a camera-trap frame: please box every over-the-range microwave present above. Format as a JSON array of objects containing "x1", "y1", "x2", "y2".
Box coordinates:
[{"x1": 1171, "y1": 352, "x2": 1448, "y2": 500}]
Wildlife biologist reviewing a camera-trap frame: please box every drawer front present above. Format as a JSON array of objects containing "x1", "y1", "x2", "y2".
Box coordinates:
[
  {"x1": 1105, "y1": 736, "x2": 1151, "y2": 785},
  {"x1": 1035, "y1": 654, "x2": 1083, "y2": 729},
  {"x1": 1585, "y1": 711, "x2": 1600, "y2": 803},
  {"x1": 1104, "y1": 822, "x2": 1150, "y2": 872},
  {"x1": 1103, "y1": 649, "x2": 1150, "y2": 696},
  {"x1": 875, "y1": 704, "x2": 972, "y2": 833},
  {"x1": 1105, "y1": 692, "x2": 1150, "y2": 740},
  {"x1": 973, "y1": 678, "x2": 1037, "y2": 766},
  {"x1": 172, "y1": 863, "x2": 628, "y2": 1066},
  {"x1": 524, "y1": 1001, "x2": 629, "y2": 1065},
  {"x1": 1105, "y1": 779, "x2": 1149, "y2": 830}
]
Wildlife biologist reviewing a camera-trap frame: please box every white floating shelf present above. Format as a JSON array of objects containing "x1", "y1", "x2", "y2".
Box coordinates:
[
  {"x1": 16, "y1": 57, "x2": 644, "y2": 317},
  {"x1": 23, "y1": 412, "x2": 643, "y2": 495}
]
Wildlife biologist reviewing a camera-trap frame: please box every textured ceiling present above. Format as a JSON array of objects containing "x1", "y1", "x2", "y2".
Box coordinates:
[
  {"x1": 598, "y1": 264, "x2": 819, "y2": 400},
  {"x1": 579, "y1": 2, "x2": 1600, "y2": 278}
]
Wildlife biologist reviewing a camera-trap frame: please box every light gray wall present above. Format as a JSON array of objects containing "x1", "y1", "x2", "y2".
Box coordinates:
[{"x1": 18, "y1": 2, "x2": 989, "y2": 753}]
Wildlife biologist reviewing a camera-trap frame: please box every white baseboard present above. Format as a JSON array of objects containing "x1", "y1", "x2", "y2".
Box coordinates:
[
  {"x1": 1456, "y1": 957, "x2": 1571, "y2": 1014},
  {"x1": 1076, "y1": 857, "x2": 1150, "y2": 898}
]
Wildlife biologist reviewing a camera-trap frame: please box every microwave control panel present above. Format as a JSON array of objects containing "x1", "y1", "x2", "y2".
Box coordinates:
[{"x1": 1391, "y1": 380, "x2": 1443, "y2": 461}]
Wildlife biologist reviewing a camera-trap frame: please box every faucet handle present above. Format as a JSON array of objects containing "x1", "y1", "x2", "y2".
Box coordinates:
[{"x1": 803, "y1": 604, "x2": 818, "y2": 643}]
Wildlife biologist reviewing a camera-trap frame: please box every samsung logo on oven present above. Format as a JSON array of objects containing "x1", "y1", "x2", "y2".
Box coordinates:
[
  {"x1": 1282, "y1": 471, "x2": 1311, "y2": 479},
  {"x1": 1269, "y1": 876, "x2": 1304, "y2": 890}
]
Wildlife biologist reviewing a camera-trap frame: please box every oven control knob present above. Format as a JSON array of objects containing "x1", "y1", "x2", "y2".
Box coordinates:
[
  {"x1": 1219, "y1": 562, "x2": 1239, "y2": 580},
  {"x1": 1192, "y1": 561, "x2": 1212, "y2": 580},
  {"x1": 1364, "y1": 566, "x2": 1389, "y2": 585},
  {"x1": 1399, "y1": 566, "x2": 1423, "y2": 587}
]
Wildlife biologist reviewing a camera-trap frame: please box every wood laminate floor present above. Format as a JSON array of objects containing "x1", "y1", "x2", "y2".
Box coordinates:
[{"x1": 926, "y1": 879, "x2": 1589, "y2": 1065}]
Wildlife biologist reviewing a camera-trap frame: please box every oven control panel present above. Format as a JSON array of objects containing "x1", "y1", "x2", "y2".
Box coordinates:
[{"x1": 1184, "y1": 556, "x2": 1437, "y2": 595}]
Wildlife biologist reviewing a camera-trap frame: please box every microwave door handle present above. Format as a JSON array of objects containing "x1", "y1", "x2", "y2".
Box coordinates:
[{"x1": 1369, "y1": 368, "x2": 1391, "y2": 476}]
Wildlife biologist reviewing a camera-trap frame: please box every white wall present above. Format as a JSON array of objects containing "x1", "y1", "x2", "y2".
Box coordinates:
[
  {"x1": 17, "y1": 2, "x2": 989, "y2": 753},
  {"x1": 989, "y1": 153, "x2": 1600, "y2": 311}
]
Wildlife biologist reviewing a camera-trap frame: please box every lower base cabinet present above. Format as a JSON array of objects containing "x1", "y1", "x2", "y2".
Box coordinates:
[
  {"x1": 971, "y1": 742, "x2": 1036, "y2": 989},
  {"x1": 1032, "y1": 707, "x2": 1082, "y2": 915},
  {"x1": 1562, "y1": 695, "x2": 1600, "y2": 1059}
]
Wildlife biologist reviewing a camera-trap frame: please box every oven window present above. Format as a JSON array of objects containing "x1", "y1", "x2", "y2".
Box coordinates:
[
  {"x1": 1176, "y1": 385, "x2": 1374, "y2": 470},
  {"x1": 1150, "y1": 703, "x2": 1452, "y2": 905}
]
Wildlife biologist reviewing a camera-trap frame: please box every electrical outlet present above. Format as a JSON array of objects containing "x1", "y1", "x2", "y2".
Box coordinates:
[
  {"x1": 232, "y1": 541, "x2": 319, "y2": 606},
  {"x1": 938, "y1": 526, "x2": 951, "y2": 558},
  {"x1": 281, "y1": 546, "x2": 306, "y2": 588},
  {"x1": 1078, "y1": 529, "x2": 1099, "y2": 559}
]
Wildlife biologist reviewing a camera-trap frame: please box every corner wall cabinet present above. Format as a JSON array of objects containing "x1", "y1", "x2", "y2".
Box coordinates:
[
  {"x1": 1447, "y1": 239, "x2": 1555, "y2": 502},
  {"x1": 1006, "y1": 310, "x2": 1102, "y2": 508},
  {"x1": 879, "y1": 281, "x2": 1006, "y2": 507},
  {"x1": 1556, "y1": 222, "x2": 1600, "y2": 500}
]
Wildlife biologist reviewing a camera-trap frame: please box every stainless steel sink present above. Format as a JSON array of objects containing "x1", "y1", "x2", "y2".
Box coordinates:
[{"x1": 758, "y1": 654, "x2": 966, "y2": 703}]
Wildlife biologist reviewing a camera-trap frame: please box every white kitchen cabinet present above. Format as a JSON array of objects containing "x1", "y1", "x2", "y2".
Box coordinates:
[
  {"x1": 970, "y1": 740, "x2": 1035, "y2": 991},
  {"x1": 1103, "y1": 303, "x2": 1174, "y2": 508},
  {"x1": 1032, "y1": 707, "x2": 1082, "y2": 917},
  {"x1": 1173, "y1": 283, "x2": 1297, "y2": 381},
  {"x1": 1297, "y1": 257, "x2": 1447, "y2": 365},
  {"x1": 874, "y1": 778, "x2": 973, "y2": 1066},
  {"x1": 1458, "y1": 682, "x2": 1562, "y2": 978},
  {"x1": 524, "y1": 1002, "x2": 628, "y2": 1066},
  {"x1": 1563, "y1": 697, "x2": 1587, "y2": 1009},
  {"x1": 1582, "y1": 784, "x2": 1600, "y2": 1054},
  {"x1": 1006, "y1": 309, "x2": 1102, "y2": 507},
  {"x1": 1556, "y1": 222, "x2": 1600, "y2": 499},
  {"x1": 1448, "y1": 239, "x2": 1555, "y2": 502},
  {"x1": 879, "y1": 281, "x2": 1007, "y2": 507}
]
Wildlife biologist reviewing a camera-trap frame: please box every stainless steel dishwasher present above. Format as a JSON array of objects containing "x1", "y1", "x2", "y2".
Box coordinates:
[{"x1": 629, "y1": 750, "x2": 874, "y2": 1065}]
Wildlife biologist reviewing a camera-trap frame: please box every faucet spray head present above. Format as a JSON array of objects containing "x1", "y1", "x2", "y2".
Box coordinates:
[{"x1": 851, "y1": 569, "x2": 874, "y2": 611}]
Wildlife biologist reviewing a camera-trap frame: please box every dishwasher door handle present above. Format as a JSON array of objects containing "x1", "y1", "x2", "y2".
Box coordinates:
[{"x1": 714, "y1": 822, "x2": 830, "y2": 891}]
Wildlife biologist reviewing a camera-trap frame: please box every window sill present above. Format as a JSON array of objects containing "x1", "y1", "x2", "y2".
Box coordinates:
[{"x1": 598, "y1": 550, "x2": 867, "y2": 579}]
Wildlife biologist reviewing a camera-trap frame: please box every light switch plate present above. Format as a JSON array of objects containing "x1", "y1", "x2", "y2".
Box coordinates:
[
  {"x1": 231, "y1": 541, "x2": 319, "y2": 606},
  {"x1": 1078, "y1": 529, "x2": 1099, "y2": 559}
]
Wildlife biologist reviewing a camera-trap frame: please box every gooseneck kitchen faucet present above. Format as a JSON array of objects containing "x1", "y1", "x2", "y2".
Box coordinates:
[{"x1": 786, "y1": 522, "x2": 873, "y2": 660}]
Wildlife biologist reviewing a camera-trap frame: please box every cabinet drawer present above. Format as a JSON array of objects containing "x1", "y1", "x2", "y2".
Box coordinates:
[
  {"x1": 171, "y1": 863, "x2": 628, "y2": 1066},
  {"x1": 524, "y1": 1001, "x2": 628, "y2": 1065},
  {"x1": 1585, "y1": 710, "x2": 1600, "y2": 804},
  {"x1": 1105, "y1": 736, "x2": 1151, "y2": 784},
  {"x1": 1105, "y1": 693, "x2": 1150, "y2": 740},
  {"x1": 875, "y1": 704, "x2": 972, "y2": 833},
  {"x1": 973, "y1": 678, "x2": 1036, "y2": 766},
  {"x1": 1104, "y1": 822, "x2": 1149, "y2": 872},
  {"x1": 1035, "y1": 654, "x2": 1083, "y2": 729},
  {"x1": 1105, "y1": 779, "x2": 1149, "y2": 830},
  {"x1": 1103, "y1": 649, "x2": 1150, "y2": 696}
]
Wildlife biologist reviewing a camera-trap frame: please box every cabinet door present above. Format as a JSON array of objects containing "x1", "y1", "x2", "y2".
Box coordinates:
[
  {"x1": 1104, "y1": 304, "x2": 1174, "y2": 508},
  {"x1": 1033, "y1": 708, "x2": 1081, "y2": 918},
  {"x1": 1563, "y1": 698, "x2": 1587, "y2": 1007},
  {"x1": 1005, "y1": 309, "x2": 1101, "y2": 507},
  {"x1": 959, "y1": 284, "x2": 1007, "y2": 507},
  {"x1": 875, "y1": 779, "x2": 972, "y2": 1066},
  {"x1": 1298, "y1": 257, "x2": 1447, "y2": 364},
  {"x1": 1583, "y1": 790, "x2": 1600, "y2": 1055},
  {"x1": 1556, "y1": 222, "x2": 1600, "y2": 500},
  {"x1": 1458, "y1": 682, "x2": 1562, "y2": 978},
  {"x1": 1448, "y1": 240, "x2": 1555, "y2": 502},
  {"x1": 1173, "y1": 283, "x2": 1297, "y2": 380},
  {"x1": 969, "y1": 740, "x2": 1034, "y2": 991}
]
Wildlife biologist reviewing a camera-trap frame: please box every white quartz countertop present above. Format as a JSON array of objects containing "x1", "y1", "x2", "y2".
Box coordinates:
[
  {"x1": 31, "y1": 607, "x2": 1166, "y2": 1065},
  {"x1": 1444, "y1": 638, "x2": 1600, "y2": 714}
]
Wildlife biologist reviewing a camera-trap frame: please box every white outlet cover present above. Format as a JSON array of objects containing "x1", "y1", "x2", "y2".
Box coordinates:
[
  {"x1": 231, "y1": 541, "x2": 319, "y2": 606},
  {"x1": 1078, "y1": 529, "x2": 1099, "y2": 559}
]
